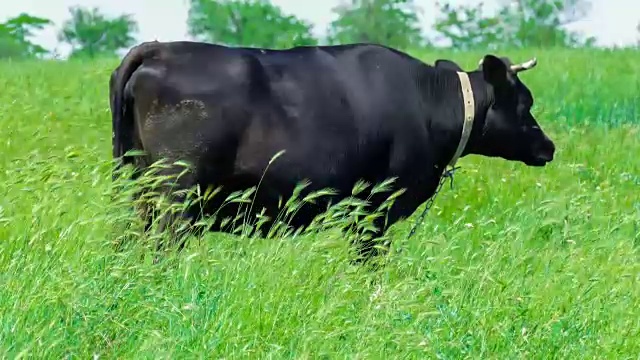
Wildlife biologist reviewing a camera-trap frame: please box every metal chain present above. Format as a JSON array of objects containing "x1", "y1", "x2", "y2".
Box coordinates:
[{"x1": 406, "y1": 165, "x2": 460, "y2": 240}]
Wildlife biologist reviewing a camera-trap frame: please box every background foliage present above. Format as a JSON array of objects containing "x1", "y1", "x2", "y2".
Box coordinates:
[
  {"x1": 58, "y1": 6, "x2": 138, "y2": 59},
  {"x1": 0, "y1": 13, "x2": 51, "y2": 59},
  {"x1": 3, "y1": 0, "x2": 636, "y2": 60},
  {"x1": 187, "y1": 0, "x2": 317, "y2": 48}
]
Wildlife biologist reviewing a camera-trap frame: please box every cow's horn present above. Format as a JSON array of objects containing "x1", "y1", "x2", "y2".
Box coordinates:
[
  {"x1": 510, "y1": 57, "x2": 537, "y2": 72},
  {"x1": 478, "y1": 56, "x2": 538, "y2": 73}
]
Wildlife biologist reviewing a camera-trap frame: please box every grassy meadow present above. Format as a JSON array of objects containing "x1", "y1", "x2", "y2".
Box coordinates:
[{"x1": 0, "y1": 48, "x2": 639, "y2": 358}]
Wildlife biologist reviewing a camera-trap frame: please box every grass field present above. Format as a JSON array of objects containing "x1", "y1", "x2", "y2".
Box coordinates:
[{"x1": 0, "y1": 48, "x2": 639, "y2": 358}]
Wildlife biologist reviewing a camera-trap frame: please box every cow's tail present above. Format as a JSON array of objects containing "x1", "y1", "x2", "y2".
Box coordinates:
[{"x1": 109, "y1": 41, "x2": 159, "y2": 182}]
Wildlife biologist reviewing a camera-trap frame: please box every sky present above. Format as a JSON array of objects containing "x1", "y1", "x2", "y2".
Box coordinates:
[{"x1": 1, "y1": 0, "x2": 639, "y2": 57}]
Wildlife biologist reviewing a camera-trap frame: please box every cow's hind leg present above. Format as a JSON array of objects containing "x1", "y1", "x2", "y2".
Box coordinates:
[
  {"x1": 111, "y1": 157, "x2": 157, "y2": 252},
  {"x1": 148, "y1": 165, "x2": 202, "y2": 263}
]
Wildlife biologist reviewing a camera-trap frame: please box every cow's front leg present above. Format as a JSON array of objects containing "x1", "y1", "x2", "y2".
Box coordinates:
[
  {"x1": 348, "y1": 202, "x2": 395, "y2": 266},
  {"x1": 349, "y1": 189, "x2": 427, "y2": 266},
  {"x1": 350, "y1": 226, "x2": 389, "y2": 265}
]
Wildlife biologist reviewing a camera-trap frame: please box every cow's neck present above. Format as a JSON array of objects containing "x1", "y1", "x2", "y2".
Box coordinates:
[{"x1": 420, "y1": 68, "x2": 489, "y2": 173}]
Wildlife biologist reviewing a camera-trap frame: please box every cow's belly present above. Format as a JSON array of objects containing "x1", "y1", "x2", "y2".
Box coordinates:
[
  {"x1": 234, "y1": 119, "x2": 391, "y2": 187},
  {"x1": 193, "y1": 125, "x2": 391, "y2": 227}
]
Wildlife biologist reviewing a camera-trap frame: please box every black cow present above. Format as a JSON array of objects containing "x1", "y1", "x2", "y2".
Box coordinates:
[{"x1": 109, "y1": 40, "x2": 555, "y2": 261}]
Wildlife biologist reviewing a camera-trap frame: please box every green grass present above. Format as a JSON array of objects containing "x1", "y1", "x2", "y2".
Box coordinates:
[{"x1": 0, "y1": 48, "x2": 639, "y2": 358}]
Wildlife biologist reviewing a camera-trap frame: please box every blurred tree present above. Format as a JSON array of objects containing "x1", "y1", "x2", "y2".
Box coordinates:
[
  {"x1": 187, "y1": 0, "x2": 317, "y2": 48},
  {"x1": 58, "y1": 6, "x2": 138, "y2": 58},
  {"x1": 434, "y1": 0, "x2": 595, "y2": 51},
  {"x1": 432, "y1": 2, "x2": 502, "y2": 51},
  {"x1": 497, "y1": 0, "x2": 595, "y2": 47},
  {"x1": 0, "y1": 13, "x2": 52, "y2": 59},
  {"x1": 326, "y1": 0, "x2": 428, "y2": 49}
]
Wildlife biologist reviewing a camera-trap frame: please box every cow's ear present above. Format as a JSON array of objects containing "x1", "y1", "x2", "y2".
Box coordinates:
[
  {"x1": 481, "y1": 54, "x2": 509, "y2": 88},
  {"x1": 435, "y1": 59, "x2": 463, "y2": 72},
  {"x1": 499, "y1": 56, "x2": 514, "y2": 68}
]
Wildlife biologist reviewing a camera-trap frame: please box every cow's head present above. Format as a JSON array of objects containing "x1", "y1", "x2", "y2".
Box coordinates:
[{"x1": 435, "y1": 55, "x2": 556, "y2": 167}]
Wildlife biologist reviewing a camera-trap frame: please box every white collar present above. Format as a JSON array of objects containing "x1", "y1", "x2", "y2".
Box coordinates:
[{"x1": 448, "y1": 71, "x2": 475, "y2": 168}]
